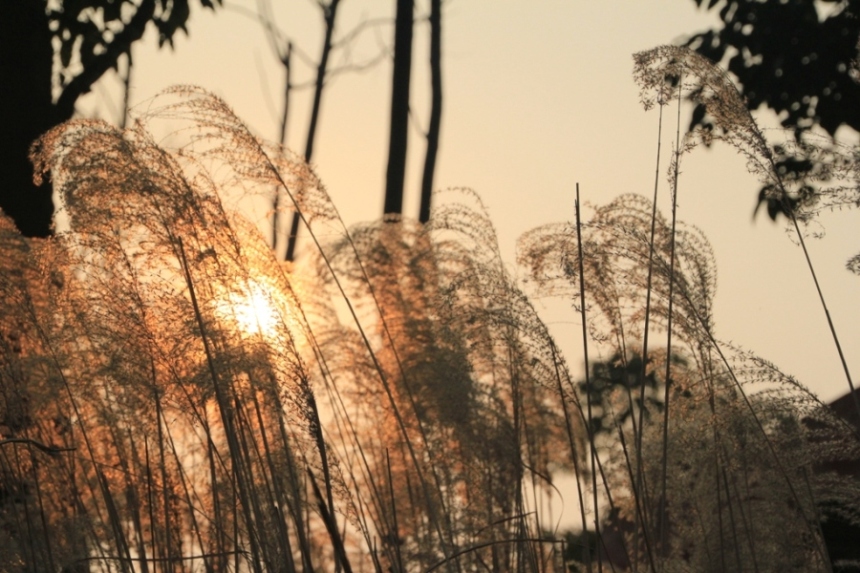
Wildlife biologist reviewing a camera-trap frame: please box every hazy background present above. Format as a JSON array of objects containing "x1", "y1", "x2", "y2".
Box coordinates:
[{"x1": 78, "y1": 0, "x2": 859, "y2": 405}]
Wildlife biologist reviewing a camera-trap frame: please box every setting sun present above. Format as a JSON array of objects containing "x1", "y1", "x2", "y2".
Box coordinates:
[{"x1": 219, "y1": 280, "x2": 279, "y2": 339}]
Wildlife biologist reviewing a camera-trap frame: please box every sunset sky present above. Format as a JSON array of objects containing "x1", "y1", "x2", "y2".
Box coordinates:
[{"x1": 78, "y1": 0, "x2": 859, "y2": 406}]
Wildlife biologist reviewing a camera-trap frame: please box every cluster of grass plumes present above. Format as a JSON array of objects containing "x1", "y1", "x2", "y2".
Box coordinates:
[
  {"x1": 0, "y1": 89, "x2": 586, "y2": 572},
  {"x1": 519, "y1": 193, "x2": 860, "y2": 571},
  {"x1": 4, "y1": 91, "x2": 347, "y2": 572},
  {"x1": 312, "y1": 190, "x2": 586, "y2": 569},
  {"x1": 513, "y1": 45, "x2": 860, "y2": 572},
  {"x1": 1, "y1": 46, "x2": 859, "y2": 573}
]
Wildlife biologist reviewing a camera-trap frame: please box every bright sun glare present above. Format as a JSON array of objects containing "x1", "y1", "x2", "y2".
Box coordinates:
[{"x1": 220, "y1": 281, "x2": 279, "y2": 338}]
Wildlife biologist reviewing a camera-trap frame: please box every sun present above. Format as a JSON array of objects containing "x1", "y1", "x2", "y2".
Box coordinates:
[{"x1": 220, "y1": 281, "x2": 279, "y2": 339}]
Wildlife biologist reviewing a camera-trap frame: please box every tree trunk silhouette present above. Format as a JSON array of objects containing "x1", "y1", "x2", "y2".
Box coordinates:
[
  {"x1": 383, "y1": 0, "x2": 414, "y2": 218},
  {"x1": 1, "y1": 0, "x2": 217, "y2": 238},
  {"x1": 273, "y1": 41, "x2": 292, "y2": 251},
  {"x1": 1, "y1": 1, "x2": 63, "y2": 237},
  {"x1": 285, "y1": 0, "x2": 341, "y2": 262},
  {"x1": 1, "y1": 0, "x2": 171, "y2": 237},
  {"x1": 419, "y1": 0, "x2": 442, "y2": 224}
]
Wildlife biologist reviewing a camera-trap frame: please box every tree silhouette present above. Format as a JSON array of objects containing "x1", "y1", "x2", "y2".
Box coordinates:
[
  {"x1": 419, "y1": 0, "x2": 443, "y2": 224},
  {"x1": 284, "y1": 0, "x2": 342, "y2": 262},
  {"x1": 0, "y1": 0, "x2": 220, "y2": 238},
  {"x1": 383, "y1": 0, "x2": 414, "y2": 218},
  {"x1": 686, "y1": 0, "x2": 860, "y2": 218}
]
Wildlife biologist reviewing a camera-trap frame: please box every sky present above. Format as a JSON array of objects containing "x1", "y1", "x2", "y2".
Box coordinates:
[{"x1": 79, "y1": 0, "x2": 860, "y2": 408}]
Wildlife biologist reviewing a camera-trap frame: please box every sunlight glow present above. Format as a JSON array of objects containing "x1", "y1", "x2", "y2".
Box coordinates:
[{"x1": 219, "y1": 281, "x2": 280, "y2": 339}]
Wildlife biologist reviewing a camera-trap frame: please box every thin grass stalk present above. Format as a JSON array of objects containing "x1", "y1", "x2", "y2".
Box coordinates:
[
  {"x1": 266, "y1": 256, "x2": 397, "y2": 550},
  {"x1": 527, "y1": 459, "x2": 541, "y2": 571},
  {"x1": 254, "y1": 129, "x2": 459, "y2": 555},
  {"x1": 351, "y1": 489, "x2": 384, "y2": 573},
  {"x1": 591, "y1": 349, "x2": 641, "y2": 570},
  {"x1": 307, "y1": 467, "x2": 354, "y2": 573},
  {"x1": 143, "y1": 434, "x2": 160, "y2": 573},
  {"x1": 261, "y1": 144, "x2": 454, "y2": 559},
  {"x1": 28, "y1": 312, "x2": 134, "y2": 572},
  {"x1": 32, "y1": 448, "x2": 58, "y2": 573},
  {"x1": 548, "y1": 340, "x2": 593, "y2": 571},
  {"x1": 125, "y1": 432, "x2": 151, "y2": 573},
  {"x1": 633, "y1": 101, "x2": 666, "y2": 571},
  {"x1": 583, "y1": 403, "x2": 638, "y2": 567},
  {"x1": 657, "y1": 87, "x2": 682, "y2": 570},
  {"x1": 560, "y1": 351, "x2": 636, "y2": 568},
  {"x1": 269, "y1": 397, "x2": 316, "y2": 572},
  {"x1": 270, "y1": 503, "x2": 298, "y2": 573},
  {"x1": 515, "y1": 391, "x2": 541, "y2": 573},
  {"x1": 176, "y1": 237, "x2": 264, "y2": 573},
  {"x1": 724, "y1": 454, "x2": 760, "y2": 573},
  {"x1": 386, "y1": 449, "x2": 405, "y2": 572},
  {"x1": 9, "y1": 447, "x2": 38, "y2": 573},
  {"x1": 232, "y1": 396, "x2": 276, "y2": 570},
  {"x1": 690, "y1": 500, "x2": 714, "y2": 566},
  {"x1": 403, "y1": 467, "x2": 427, "y2": 564},
  {"x1": 575, "y1": 185, "x2": 603, "y2": 573},
  {"x1": 154, "y1": 390, "x2": 176, "y2": 568},
  {"x1": 713, "y1": 432, "x2": 727, "y2": 573},
  {"x1": 574, "y1": 379, "x2": 622, "y2": 516},
  {"x1": 320, "y1": 374, "x2": 391, "y2": 547},
  {"x1": 614, "y1": 407, "x2": 657, "y2": 573},
  {"x1": 335, "y1": 261, "x2": 458, "y2": 560},
  {"x1": 738, "y1": 453, "x2": 760, "y2": 573},
  {"x1": 198, "y1": 408, "x2": 228, "y2": 571},
  {"x1": 158, "y1": 407, "x2": 211, "y2": 572},
  {"x1": 233, "y1": 473, "x2": 241, "y2": 573},
  {"x1": 232, "y1": 381, "x2": 284, "y2": 569},
  {"x1": 303, "y1": 380, "x2": 342, "y2": 565},
  {"x1": 786, "y1": 207, "x2": 860, "y2": 422},
  {"x1": 801, "y1": 463, "x2": 832, "y2": 573},
  {"x1": 248, "y1": 389, "x2": 298, "y2": 572},
  {"x1": 523, "y1": 411, "x2": 548, "y2": 573},
  {"x1": 97, "y1": 467, "x2": 134, "y2": 573},
  {"x1": 507, "y1": 341, "x2": 526, "y2": 572},
  {"x1": 720, "y1": 461, "x2": 744, "y2": 572}
]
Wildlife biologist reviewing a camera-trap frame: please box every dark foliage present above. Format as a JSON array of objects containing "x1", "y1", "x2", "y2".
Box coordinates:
[
  {"x1": 686, "y1": 0, "x2": 860, "y2": 219},
  {"x1": 577, "y1": 354, "x2": 665, "y2": 438},
  {"x1": 0, "y1": 0, "x2": 220, "y2": 237}
]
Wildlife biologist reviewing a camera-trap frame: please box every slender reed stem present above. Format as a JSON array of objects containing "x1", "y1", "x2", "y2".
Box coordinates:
[
  {"x1": 575, "y1": 184, "x2": 602, "y2": 573},
  {"x1": 657, "y1": 84, "x2": 682, "y2": 570},
  {"x1": 634, "y1": 100, "x2": 665, "y2": 573},
  {"x1": 786, "y1": 208, "x2": 860, "y2": 421}
]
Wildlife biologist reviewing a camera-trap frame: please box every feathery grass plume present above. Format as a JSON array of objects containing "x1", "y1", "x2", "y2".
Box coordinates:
[
  {"x1": 310, "y1": 188, "x2": 581, "y2": 571},
  {"x1": 518, "y1": 193, "x2": 860, "y2": 572},
  {"x1": 519, "y1": 194, "x2": 717, "y2": 359},
  {"x1": 23, "y1": 90, "x2": 362, "y2": 571},
  {"x1": 634, "y1": 46, "x2": 860, "y2": 227}
]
